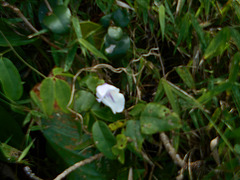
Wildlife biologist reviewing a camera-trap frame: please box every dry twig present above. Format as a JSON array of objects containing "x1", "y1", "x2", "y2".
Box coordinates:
[{"x1": 54, "y1": 153, "x2": 103, "y2": 180}]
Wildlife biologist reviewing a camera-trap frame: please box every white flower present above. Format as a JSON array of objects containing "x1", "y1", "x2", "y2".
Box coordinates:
[{"x1": 96, "y1": 83, "x2": 125, "y2": 114}]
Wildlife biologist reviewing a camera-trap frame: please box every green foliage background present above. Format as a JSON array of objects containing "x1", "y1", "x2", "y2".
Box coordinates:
[{"x1": 0, "y1": 0, "x2": 240, "y2": 179}]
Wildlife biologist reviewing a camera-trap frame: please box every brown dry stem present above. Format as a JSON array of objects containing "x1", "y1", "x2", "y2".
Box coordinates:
[{"x1": 54, "y1": 153, "x2": 103, "y2": 180}]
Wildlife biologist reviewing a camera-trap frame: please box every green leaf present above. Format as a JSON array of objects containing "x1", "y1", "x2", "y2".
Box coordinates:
[
  {"x1": 140, "y1": 103, "x2": 181, "y2": 135},
  {"x1": 125, "y1": 120, "x2": 144, "y2": 151},
  {"x1": 91, "y1": 104, "x2": 124, "y2": 122},
  {"x1": 190, "y1": 14, "x2": 207, "y2": 50},
  {"x1": 175, "y1": 13, "x2": 190, "y2": 53},
  {"x1": 162, "y1": 79, "x2": 203, "y2": 110},
  {"x1": 64, "y1": 43, "x2": 78, "y2": 72},
  {"x1": 40, "y1": 78, "x2": 55, "y2": 115},
  {"x1": 229, "y1": 52, "x2": 240, "y2": 83},
  {"x1": 176, "y1": 66, "x2": 195, "y2": 88},
  {"x1": 197, "y1": 81, "x2": 231, "y2": 104},
  {"x1": 204, "y1": 27, "x2": 231, "y2": 59},
  {"x1": 115, "y1": 134, "x2": 128, "y2": 150},
  {"x1": 43, "y1": 5, "x2": 71, "y2": 34},
  {"x1": 72, "y1": 16, "x2": 82, "y2": 39},
  {"x1": 17, "y1": 140, "x2": 35, "y2": 162},
  {"x1": 112, "y1": 9, "x2": 130, "y2": 28},
  {"x1": 79, "y1": 38, "x2": 109, "y2": 61},
  {"x1": 73, "y1": 90, "x2": 96, "y2": 113},
  {"x1": 230, "y1": 28, "x2": 240, "y2": 51},
  {"x1": 112, "y1": 145, "x2": 125, "y2": 164},
  {"x1": 42, "y1": 111, "x2": 105, "y2": 179},
  {"x1": 162, "y1": 78, "x2": 180, "y2": 114},
  {"x1": 92, "y1": 121, "x2": 116, "y2": 159},
  {"x1": 0, "y1": 57, "x2": 23, "y2": 100},
  {"x1": 129, "y1": 103, "x2": 146, "y2": 117},
  {"x1": 158, "y1": 4, "x2": 165, "y2": 40},
  {"x1": 55, "y1": 79, "x2": 71, "y2": 112},
  {"x1": 0, "y1": 143, "x2": 21, "y2": 163}
]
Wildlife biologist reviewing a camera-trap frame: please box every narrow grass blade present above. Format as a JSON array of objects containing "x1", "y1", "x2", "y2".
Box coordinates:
[
  {"x1": 198, "y1": 81, "x2": 231, "y2": 104},
  {"x1": 163, "y1": 79, "x2": 203, "y2": 110},
  {"x1": 229, "y1": 52, "x2": 240, "y2": 83},
  {"x1": 191, "y1": 14, "x2": 207, "y2": 50},
  {"x1": 64, "y1": 44, "x2": 78, "y2": 72},
  {"x1": 176, "y1": 66, "x2": 195, "y2": 89},
  {"x1": 79, "y1": 38, "x2": 109, "y2": 61},
  {"x1": 162, "y1": 78, "x2": 180, "y2": 114},
  {"x1": 202, "y1": 111, "x2": 234, "y2": 153},
  {"x1": 17, "y1": 140, "x2": 35, "y2": 162},
  {"x1": 159, "y1": 4, "x2": 165, "y2": 41},
  {"x1": 204, "y1": 27, "x2": 230, "y2": 59}
]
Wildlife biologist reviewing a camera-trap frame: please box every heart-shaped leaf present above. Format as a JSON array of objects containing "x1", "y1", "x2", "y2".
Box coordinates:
[{"x1": 43, "y1": 5, "x2": 71, "y2": 34}]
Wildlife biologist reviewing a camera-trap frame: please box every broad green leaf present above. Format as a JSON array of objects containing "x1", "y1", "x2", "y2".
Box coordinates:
[
  {"x1": 140, "y1": 103, "x2": 181, "y2": 135},
  {"x1": 204, "y1": 27, "x2": 231, "y2": 59},
  {"x1": 73, "y1": 90, "x2": 96, "y2": 113},
  {"x1": 0, "y1": 57, "x2": 23, "y2": 100},
  {"x1": 79, "y1": 38, "x2": 109, "y2": 61},
  {"x1": 92, "y1": 121, "x2": 116, "y2": 159},
  {"x1": 42, "y1": 111, "x2": 105, "y2": 179},
  {"x1": 176, "y1": 66, "x2": 195, "y2": 88},
  {"x1": 55, "y1": 79, "x2": 71, "y2": 112},
  {"x1": 198, "y1": 81, "x2": 231, "y2": 104},
  {"x1": 191, "y1": 14, "x2": 207, "y2": 50},
  {"x1": 228, "y1": 52, "x2": 240, "y2": 83},
  {"x1": 64, "y1": 43, "x2": 78, "y2": 72},
  {"x1": 129, "y1": 103, "x2": 146, "y2": 117},
  {"x1": 112, "y1": 9, "x2": 130, "y2": 28},
  {"x1": 91, "y1": 104, "x2": 124, "y2": 122},
  {"x1": 162, "y1": 78, "x2": 180, "y2": 114},
  {"x1": 79, "y1": 75, "x2": 105, "y2": 93},
  {"x1": 125, "y1": 120, "x2": 144, "y2": 151},
  {"x1": 43, "y1": 5, "x2": 71, "y2": 34},
  {"x1": 158, "y1": 5, "x2": 165, "y2": 40},
  {"x1": 40, "y1": 78, "x2": 55, "y2": 115}
]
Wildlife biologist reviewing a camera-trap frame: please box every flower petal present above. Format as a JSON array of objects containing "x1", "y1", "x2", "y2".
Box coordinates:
[
  {"x1": 101, "y1": 90, "x2": 125, "y2": 114},
  {"x1": 96, "y1": 83, "x2": 119, "y2": 102}
]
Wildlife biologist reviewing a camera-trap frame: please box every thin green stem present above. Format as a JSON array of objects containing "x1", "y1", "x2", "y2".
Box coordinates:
[{"x1": 0, "y1": 31, "x2": 46, "y2": 79}]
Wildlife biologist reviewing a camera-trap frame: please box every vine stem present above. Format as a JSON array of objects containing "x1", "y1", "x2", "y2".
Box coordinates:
[
  {"x1": 54, "y1": 153, "x2": 103, "y2": 180},
  {"x1": 0, "y1": 31, "x2": 47, "y2": 79}
]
